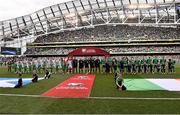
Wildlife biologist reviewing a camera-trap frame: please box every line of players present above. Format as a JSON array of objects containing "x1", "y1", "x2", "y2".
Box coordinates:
[
  {"x1": 4, "y1": 57, "x2": 176, "y2": 74},
  {"x1": 118, "y1": 57, "x2": 176, "y2": 74},
  {"x1": 61, "y1": 57, "x2": 176, "y2": 74}
]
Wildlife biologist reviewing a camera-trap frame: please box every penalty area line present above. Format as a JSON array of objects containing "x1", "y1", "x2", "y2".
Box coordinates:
[{"x1": 1, "y1": 93, "x2": 180, "y2": 100}]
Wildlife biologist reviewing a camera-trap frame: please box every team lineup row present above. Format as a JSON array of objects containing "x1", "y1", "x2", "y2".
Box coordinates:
[{"x1": 2, "y1": 56, "x2": 176, "y2": 74}]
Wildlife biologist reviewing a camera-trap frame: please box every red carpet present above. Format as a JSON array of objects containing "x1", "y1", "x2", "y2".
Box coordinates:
[{"x1": 42, "y1": 74, "x2": 96, "y2": 98}]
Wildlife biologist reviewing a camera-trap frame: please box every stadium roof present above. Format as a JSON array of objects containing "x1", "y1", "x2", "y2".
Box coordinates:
[
  {"x1": 0, "y1": 0, "x2": 179, "y2": 38},
  {"x1": 0, "y1": 0, "x2": 71, "y2": 21}
]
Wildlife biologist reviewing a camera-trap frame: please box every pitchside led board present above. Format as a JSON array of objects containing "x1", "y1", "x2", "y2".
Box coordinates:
[
  {"x1": 176, "y1": 3, "x2": 180, "y2": 19},
  {"x1": 1, "y1": 47, "x2": 21, "y2": 55}
]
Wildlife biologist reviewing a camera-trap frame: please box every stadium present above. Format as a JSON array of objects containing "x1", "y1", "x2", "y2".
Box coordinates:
[{"x1": 0, "y1": 0, "x2": 180, "y2": 114}]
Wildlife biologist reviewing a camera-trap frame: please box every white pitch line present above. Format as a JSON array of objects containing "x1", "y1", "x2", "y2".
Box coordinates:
[
  {"x1": 88, "y1": 97, "x2": 180, "y2": 100},
  {"x1": 0, "y1": 94, "x2": 43, "y2": 98},
  {"x1": 1, "y1": 93, "x2": 180, "y2": 100}
]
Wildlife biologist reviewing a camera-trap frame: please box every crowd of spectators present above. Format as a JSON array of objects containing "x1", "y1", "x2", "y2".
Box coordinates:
[
  {"x1": 106, "y1": 46, "x2": 180, "y2": 53},
  {"x1": 25, "y1": 46, "x2": 180, "y2": 55},
  {"x1": 34, "y1": 25, "x2": 179, "y2": 43}
]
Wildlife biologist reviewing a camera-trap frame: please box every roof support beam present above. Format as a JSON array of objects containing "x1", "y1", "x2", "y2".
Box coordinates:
[
  {"x1": 9, "y1": 22, "x2": 13, "y2": 34},
  {"x1": 157, "y1": 3, "x2": 175, "y2": 23},
  {"x1": 103, "y1": 0, "x2": 112, "y2": 23},
  {"x1": 29, "y1": 16, "x2": 37, "y2": 34},
  {"x1": 22, "y1": 16, "x2": 27, "y2": 26},
  {"x1": 36, "y1": 13, "x2": 45, "y2": 32},
  {"x1": 50, "y1": 6, "x2": 61, "y2": 28},
  {"x1": 57, "y1": 4, "x2": 67, "y2": 28},
  {"x1": 1, "y1": 22, "x2": 4, "y2": 36},
  {"x1": 72, "y1": 1, "x2": 79, "y2": 27},
  {"x1": 120, "y1": 0, "x2": 126, "y2": 23},
  {"x1": 15, "y1": 18, "x2": 20, "y2": 31},
  {"x1": 79, "y1": 0, "x2": 91, "y2": 25},
  {"x1": 65, "y1": 3, "x2": 70, "y2": 13},
  {"x1": 88, "y1": 0, "x2": 97, "y2": 25},
  {"x1": 145, "y1": 0, "x2": 152, "y2": 18},
  {"x1": 137, "y1": 0, "x2": 142, "y2": 24},
  {"x1": 95, "y1": 0, "x2": 106, "y2": 22},
  {"x1": 154, "y1": 0, "x2": 160, "y2": 23},
  {"x1": 42, "y1": 9, "x2": 51, "y2": 33},
  {"x1": 112, "y1": 0, "x2": 121, "y2": 22}
]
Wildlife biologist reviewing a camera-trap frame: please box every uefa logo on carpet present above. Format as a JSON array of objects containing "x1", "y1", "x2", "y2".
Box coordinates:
[
  {"x1": 67, "y1": 83, "x2": 84, "y2": 87},
  {"x1": 78, "y1": 76, "x2": 88, "y2": 79}
]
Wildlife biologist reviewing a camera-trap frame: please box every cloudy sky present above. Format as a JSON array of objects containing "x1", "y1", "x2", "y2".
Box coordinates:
[{"x1": 0, "y1": 0, "x2": 71, "y2": 21}]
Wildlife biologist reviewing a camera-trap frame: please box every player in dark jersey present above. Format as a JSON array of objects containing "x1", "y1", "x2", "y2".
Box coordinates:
[
  {"x1": 105, "y1": 61, "x2": 110, "y2": 73},
  {"x1": 89, "y1": 58, "x2": 95, "y2": 73},
  {"x1": 168, "y1": 59, "x2": 173, "y2": 73},
  {"x1": 143, "y1": 60, "x2": 147, "y2": 73},
  {"x1": 79, "y1": 59, "x2": 84, "y2": 73},
  {"x1": 119, "y1": 57, "x2": 125, "y2": 73},
  {"x1": 112, "y1": 58, "x2": 118, "y2": 73},
  {"x1": 84, "y1": 58, "x2": 89, "y2": 73},
  {"x1": 72, "y1": 58, "x2": 78, "y2": 73},
  {"x1": 95, "y1": 58, "x2": 100, "y2": 73}
]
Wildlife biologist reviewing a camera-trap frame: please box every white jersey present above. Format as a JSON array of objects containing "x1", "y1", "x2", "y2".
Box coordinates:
[{"x1": 67, "y1": 60, "x2": 72, "y2": 69}]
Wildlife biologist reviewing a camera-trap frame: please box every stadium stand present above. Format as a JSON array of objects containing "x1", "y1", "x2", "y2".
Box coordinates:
[
  {"x1": 33, "y1": 25, "x2": 179, "y2": 43},
  {"x1": 25, "y1": 46, "x2": 180, "y2": 55}
]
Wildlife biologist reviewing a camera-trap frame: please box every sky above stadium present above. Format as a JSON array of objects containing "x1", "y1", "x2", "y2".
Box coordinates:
[{"x1": 0, "y1": 0, "x2": 71, "y2": 21}]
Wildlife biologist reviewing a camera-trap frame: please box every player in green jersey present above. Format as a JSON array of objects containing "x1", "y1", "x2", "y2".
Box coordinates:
[
  {"x1": 160, "y1": 57, "x2": 166, "y2": 73},
  {"x1": 153, "y1": 57, "x2": 159, "y2": 73}
]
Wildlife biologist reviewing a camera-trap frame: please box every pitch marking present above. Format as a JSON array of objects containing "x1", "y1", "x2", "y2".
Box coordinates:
[{"x1": 1, "y1": 94, "x2": 180, "y2": 100}]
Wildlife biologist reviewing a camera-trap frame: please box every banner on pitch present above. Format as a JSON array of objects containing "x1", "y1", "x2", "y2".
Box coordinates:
[{"x1": 42, "y1": 74, "x2": 96, "y2": 98}]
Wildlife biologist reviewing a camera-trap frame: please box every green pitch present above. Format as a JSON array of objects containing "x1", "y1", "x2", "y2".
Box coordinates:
[{"x1": 0, "y1": 65, "x2": 180, "y2": 114}]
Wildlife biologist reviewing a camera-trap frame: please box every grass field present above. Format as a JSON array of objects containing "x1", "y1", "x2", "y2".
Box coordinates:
[{"x1": 0, "y1": 65, "x2": 180, "y2": 114}]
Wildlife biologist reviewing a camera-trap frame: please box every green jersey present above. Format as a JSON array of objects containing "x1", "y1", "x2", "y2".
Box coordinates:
[
  {"x1": 124, "y1": 60, "x2": 128, "y2": 66},
  {"x1": 140, "y1": 60, "x2": 145, "y2": 65},
  {"x1": 153, "y1": 58, "x2": 159, "y2": 64},
  {"x1": 108, "y1": 58, "x2": 113, "y2": 66},
  {"x1": 146, "y1": 58, "x2": 152, "y2": 65},
  {"x1": 101, "y1": 59, "x2": 105, "y2": 65},
  {"x1": 172, "y1": 60, "x2": 176, "y2": 65},
  {"x1": 160, "y1": 59, "x2": 166, "y2": 65},
  {"x1": 128, "y1": 60, "x2": 132, "y2": 65}
]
